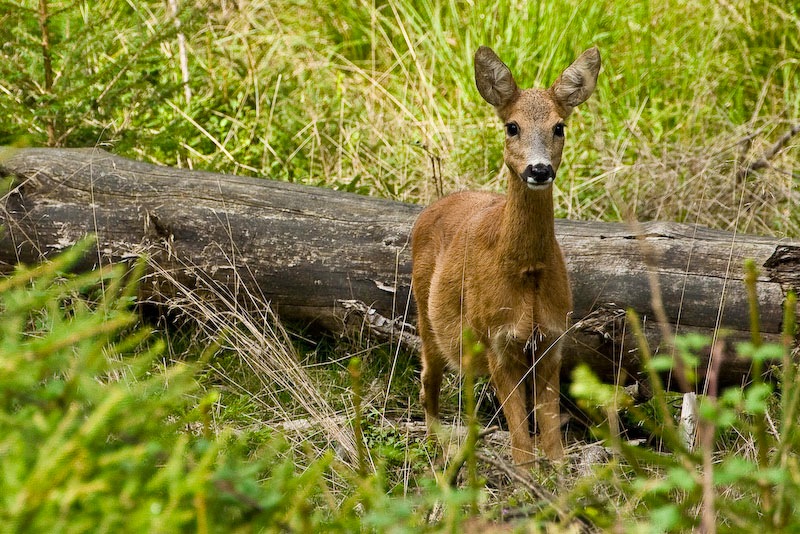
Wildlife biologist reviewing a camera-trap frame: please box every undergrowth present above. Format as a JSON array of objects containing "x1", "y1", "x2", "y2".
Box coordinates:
[
  {"x1": 3, "y1": 241, "x2": 800, "y2": 531},
  {"x1": 0, "y1": 241, "x2": 485, "y2": 532},
  {"x1": 570, "y1": 291, "x2": 800, "y2": 532}
]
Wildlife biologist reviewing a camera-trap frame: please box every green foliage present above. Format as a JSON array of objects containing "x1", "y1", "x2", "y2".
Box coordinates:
[
  {"x1": 569, "y1": 286, "x2": 800, "y2": 532},
  {"x1": 0, "y1": 241, "x2": 321, "y2": 531},
  {"x1": 3, "y1": 0, "x2": 800, "y2": 530},
  {"x1": 0, "y1": 0, "x2": 192, "y2": 148},
  {"x1": 0, "y1": 240, "x2": 501, "y2": 531}
]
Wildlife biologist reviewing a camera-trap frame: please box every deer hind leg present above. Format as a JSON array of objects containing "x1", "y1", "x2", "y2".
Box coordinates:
[
  {"x1": 417, "y1": 308, "x2": 446, "y2": 433},
  {"x1": 489, "y1": 355, "x2": 536, "y2": 465},
  {"x1": 420, "y1": 346, "x2": 445, "y2": 432},
  {"x1": 533, "y1": 344, "x2": 564, "y2": 460}
]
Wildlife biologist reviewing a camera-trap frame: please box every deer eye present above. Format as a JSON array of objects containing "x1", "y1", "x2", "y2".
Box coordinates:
[
  {"x1": 553, "y1": 123, "x2": 565, "y2": 138},
  {"x1": 505, "y1": 122, "x2": 519, "y2": 137}
]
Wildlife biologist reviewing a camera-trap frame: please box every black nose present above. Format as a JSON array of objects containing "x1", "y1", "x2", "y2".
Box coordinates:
[{"x1": 521, "y1": 163, "x2": 555, "y2": 184}]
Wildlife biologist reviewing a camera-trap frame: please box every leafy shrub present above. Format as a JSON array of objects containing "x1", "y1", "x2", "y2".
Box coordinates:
[
  {"x1": 0, "y1": 241, "x2": 493, "y2": 532},
  {"x1": 0, "y1": 242, "x2": 335, "y2": 531},
  {"x1": 569, "y1": 282, "x2": 800, "y2": 532}
]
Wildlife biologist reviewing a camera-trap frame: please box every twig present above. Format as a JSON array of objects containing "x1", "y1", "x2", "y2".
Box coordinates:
[
  {"x1": 37, "y1": 0, "x2": 56, "y2": 146},
  {"x1": 336, "y1": 299, "x2": 420, "y2": 351},
  {"x1": 474, "y1": 451, "x2": 556, "y2": 504},
  {"x1": 698, "y1": 339, "x2": 724, "y2": 534},
  {"x1": 474, "y1": 450, "x2": 594, "y2": 530},
  {"x1": 167, "y1": 0, "x2": 192, "y2": 105},
  {"x1": 479, "y1": 425, "x2": 501, "y2": 439},
  {"x1": 443, "y1": 426, "x2": 500, "y2": 487},
  {"x1": 348, "y1": 357, "x2": 368, "y2": 476},
  {"x1": 410, "y1": 141, "x2": 444, "y2": 199},
  {"x1": 737, "y1": 123, "x2": 800, "y2": 182}
]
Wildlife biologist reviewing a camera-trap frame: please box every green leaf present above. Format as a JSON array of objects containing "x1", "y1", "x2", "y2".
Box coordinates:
[
  {"x1": 715, "y1": 457, "x2": 756, "y2": 485},
  {"x1": 667, "y1": 467, "x2": 697, "y2": 491},
  {"x1": 570, "y1": 364, "x2": 632, "y2": 409},
  {"x1": 650, "y1": 355, "x2": 675, "y2": 372},
  {"x1": 752, "y1": 343, "x2": 785, "y2": 363},
  {"x1": 698, "y1": 398, "x2": 737, "y2": 429},
  {"x1": 648, "y1": 504, "x2": 682, "y2": 532},
  {"x1": 744, "y1": 383, "x2": 773, "y2": 414}
]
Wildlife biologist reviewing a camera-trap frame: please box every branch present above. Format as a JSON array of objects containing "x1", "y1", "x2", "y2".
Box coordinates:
[{"x1": 737, "y1": 123, "x2": 800, "y2": 181}]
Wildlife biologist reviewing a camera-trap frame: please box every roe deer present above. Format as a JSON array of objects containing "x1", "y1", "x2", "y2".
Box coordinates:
[{"x1": 411, "y1": 46, "x2": 600, "y2": 464}]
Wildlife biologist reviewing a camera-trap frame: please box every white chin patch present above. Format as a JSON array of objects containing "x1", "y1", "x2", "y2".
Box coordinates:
[{"x1": 525, "y1": 177, "x2": 553, "y2": 190}]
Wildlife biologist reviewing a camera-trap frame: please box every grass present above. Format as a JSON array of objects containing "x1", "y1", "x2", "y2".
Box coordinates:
[
  {"x1": 1, "y1": 0, "x2": 800, "y2": 530},
  {"x1": 2, "y1": 0, "x2": 798, "y2": 232}
]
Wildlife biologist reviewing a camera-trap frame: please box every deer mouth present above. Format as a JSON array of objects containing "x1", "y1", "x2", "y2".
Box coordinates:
[{"x1": 524, "y1": 175, "x2": 554, "y2": 190}]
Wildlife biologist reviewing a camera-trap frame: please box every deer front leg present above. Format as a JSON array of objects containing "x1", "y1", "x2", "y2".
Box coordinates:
[
  {"x1": 489, "y1": 356, "x2": 535, "y2": 465},
  {"x1": 533, "y1": 344, "x2": 564, "y2": 460}
]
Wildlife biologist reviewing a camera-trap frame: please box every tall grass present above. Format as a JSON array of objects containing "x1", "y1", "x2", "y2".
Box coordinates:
[
  {"x1": 2, "y1": 0, "x2": 798, "y2": 234},
  {"x1": 143, "y1": 255, "x2": 359, "y2": 462}
]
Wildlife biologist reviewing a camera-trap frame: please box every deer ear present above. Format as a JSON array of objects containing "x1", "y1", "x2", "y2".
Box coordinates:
[
  {"x1": 474, "y1": 46, "x2": 519, "y2": 109},
  {"x1": 551, "y1": 47, "x2": 601, "y2": 114}
]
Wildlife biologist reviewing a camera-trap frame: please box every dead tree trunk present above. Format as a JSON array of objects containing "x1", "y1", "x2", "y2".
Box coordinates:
[{"x1": 1, "y1": 148, "x2": 798, "y2": 393}]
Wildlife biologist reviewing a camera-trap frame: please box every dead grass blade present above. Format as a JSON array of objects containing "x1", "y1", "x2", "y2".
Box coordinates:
[{"x1": 143, "y1": 255, "x2": 357, "y2": 464}]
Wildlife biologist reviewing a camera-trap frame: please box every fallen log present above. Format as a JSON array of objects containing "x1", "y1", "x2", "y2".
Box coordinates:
[{"x1": 1, "y1": 147, "x2": 798, "y2": 393}]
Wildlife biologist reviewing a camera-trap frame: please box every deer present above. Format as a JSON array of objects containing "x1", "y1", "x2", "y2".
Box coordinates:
[{"x1": 410, "y1": 46, "x2": 600, "y2": 465}]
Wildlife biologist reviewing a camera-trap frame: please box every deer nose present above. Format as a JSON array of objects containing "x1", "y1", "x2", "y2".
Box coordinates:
[{"x1": 521, "y1": 163, "x2": 555, "y2": 185}]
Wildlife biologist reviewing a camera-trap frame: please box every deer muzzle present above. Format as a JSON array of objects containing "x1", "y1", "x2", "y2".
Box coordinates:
[{"x1": 520, "y1": 163, "x2": 555, "y2": 189}]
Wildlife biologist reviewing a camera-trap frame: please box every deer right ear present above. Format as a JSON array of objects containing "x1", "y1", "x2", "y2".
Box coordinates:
[
  {"x1": 550, "y1": 47, "x2": 601, "y2": 114},
  {"x1": 474, "y1": 46, "x2": 519, "y2": 109}
]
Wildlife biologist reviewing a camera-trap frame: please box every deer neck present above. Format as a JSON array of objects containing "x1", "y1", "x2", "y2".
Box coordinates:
[{"x1": 500, "y1": 170, "x2": 557, "y2": 268}]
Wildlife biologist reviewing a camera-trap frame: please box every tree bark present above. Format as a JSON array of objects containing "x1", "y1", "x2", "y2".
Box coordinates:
[{"x1": 1, "y1": 148, "x2": 798, "y2": 393}]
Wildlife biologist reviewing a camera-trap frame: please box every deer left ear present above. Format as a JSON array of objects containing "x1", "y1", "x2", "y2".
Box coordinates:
[{"x1": 550, "y1": 47, "x2": 601, "y2": 114}]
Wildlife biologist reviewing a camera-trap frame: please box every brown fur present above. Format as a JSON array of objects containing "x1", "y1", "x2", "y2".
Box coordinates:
[{"x1": 411, "y1": 46, "x2": 600, "y2": 464}]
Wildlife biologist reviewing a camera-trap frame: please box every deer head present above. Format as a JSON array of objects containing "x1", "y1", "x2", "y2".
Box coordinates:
[{"x1": 474, "y1": 46, "x2": 601, "y2": 190}]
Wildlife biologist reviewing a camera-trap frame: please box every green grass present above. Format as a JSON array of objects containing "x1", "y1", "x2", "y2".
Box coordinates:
[
  {"x1": 2, "y1": 0, "x2": 798, "y2": 233},
  {"x1": 2, "y1": 0, "x2": 800, "y2": 531}
]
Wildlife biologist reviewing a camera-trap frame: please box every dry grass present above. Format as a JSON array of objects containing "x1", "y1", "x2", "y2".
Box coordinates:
[
  {"x1": 163, "y1": 0, "x2": 800, "y2": 237},
  {"x1": 5, "y1": 0, "x2": 797, "y2": 233},
  {"x1": 586, "y1": 119, "x2": 800, "y2": 236},
  {"x1": 143, "y1": 256, "x2": 358, "y2": 464}
]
